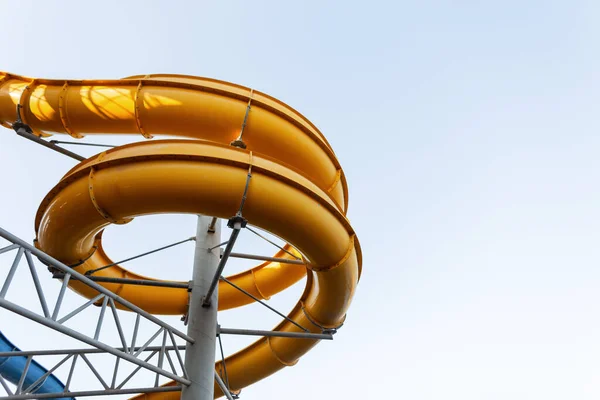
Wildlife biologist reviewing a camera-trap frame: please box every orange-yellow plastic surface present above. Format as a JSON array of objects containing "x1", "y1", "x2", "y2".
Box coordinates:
[{"x1": 0, "y1": 72, "x2": 361, "y2": 398}]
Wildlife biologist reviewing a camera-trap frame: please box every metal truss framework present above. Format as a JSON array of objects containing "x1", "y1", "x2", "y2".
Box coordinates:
[
  {"x1": 0, "y1": 227, "x2": 191, "y2": 398},
  {"x1": 0, "y1": 221, "x2": 333, "y2": 399}
]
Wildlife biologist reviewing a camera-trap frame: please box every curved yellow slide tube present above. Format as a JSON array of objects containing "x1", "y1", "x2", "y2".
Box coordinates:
[{"x1": 0, "y1": 72, "x2": 362, "y2": 398}]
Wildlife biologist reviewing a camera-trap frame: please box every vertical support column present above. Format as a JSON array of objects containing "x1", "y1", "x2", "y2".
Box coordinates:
[{"x1": 181, "y1": 216, "x2": 221, "y2": 400}]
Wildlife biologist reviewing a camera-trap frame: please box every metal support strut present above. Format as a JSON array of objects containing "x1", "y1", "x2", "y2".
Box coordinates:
[{"x1": 11, "y1": 105, "x2": 85, "y2": 161}]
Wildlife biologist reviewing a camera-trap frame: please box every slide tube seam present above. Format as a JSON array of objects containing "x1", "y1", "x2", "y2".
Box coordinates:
[
  {"x1": 58, "y1": 82, "x2": 81, "y2": 139},
  {"x1": 250, "y1": 269, "x2": 271, "y2": 301},
  {"x1": 266, "y1": 337, "x2": 299, "y2": 367},
  {"x1": 134, "y1": 79, "x2": 152, "y2": 139}
]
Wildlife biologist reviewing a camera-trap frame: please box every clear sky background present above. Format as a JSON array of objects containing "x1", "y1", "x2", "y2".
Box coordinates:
[{"x1": 0, "y1": 1, "x2": 599, "y2": 399}]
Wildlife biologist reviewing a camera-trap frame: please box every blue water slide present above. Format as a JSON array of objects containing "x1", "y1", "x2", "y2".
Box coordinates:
[{"x1": 0, "y1": 331, "x2": 75, "y2": 399}]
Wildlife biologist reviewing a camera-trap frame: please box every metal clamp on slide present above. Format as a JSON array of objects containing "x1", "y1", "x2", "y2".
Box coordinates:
[
  {"x1": 301, "y1": 304, "x2": 345, "y2": 335},
  {"x1": 11, "y1": 105, "x2": 32, "y2": 135}
]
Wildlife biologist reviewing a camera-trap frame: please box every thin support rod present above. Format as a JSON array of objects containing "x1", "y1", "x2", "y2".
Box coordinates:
[
  {"x1": 181, "y1": 216, "x2": 221, "y2": 400},
  {"x1": 207, "y1": 240, "x2": 229, "y2": 252},
  {"x1": 217, "y1": 333, "x2": 230, "y2": 390},
  {"x1": 214, "y1": 371, "x2": 235, "y2": 400},
  {"x1": 219, "y1": 327, "x2": 333, "y2": 340},
  {"x1": 14, "y1": 127, "x2": 85, "y2": 161},
  {"x1": 246, "y1": 226, "x2": 300, "y2": 260},
  {"x1": 202, "y1": 222, "x2": 242, "y2": 307},
  {"x1": 208, "y1": 217, "x2": 218, "y2": 233},
  {"x1": 53, "y1": 273, "x2": 189, "y2": 289},
  {"x1": 49, "y1": 140, "x2": 116, "y2": 148},
  {"x1": 86, "y1": 236, "x2": 195, "y2": 275},
  {"x1": 220, "y1": 275, "x2": 309, "y2": 332},
  {"x1": 229, "y1": 252, "x2": 304, "y2": 265}
]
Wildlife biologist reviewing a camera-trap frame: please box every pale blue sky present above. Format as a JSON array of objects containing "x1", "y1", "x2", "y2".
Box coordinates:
[{"x1": 1, "y1": 1, "x2": 600, "y2": 399}]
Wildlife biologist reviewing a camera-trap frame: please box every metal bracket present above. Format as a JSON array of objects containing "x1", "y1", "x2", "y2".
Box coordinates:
[
  {"x1": 227, "y1": 215, "x2": 248, "y2": 229},
  {"x1": 11, "y1": 104, "x2": 86, "y2": 161},
  {"x1": 230, "y1": 89, "x2": 253, "y2": 149},
  {"x1": 301, "y1": 305, "x2": 344, "y2": 335}
]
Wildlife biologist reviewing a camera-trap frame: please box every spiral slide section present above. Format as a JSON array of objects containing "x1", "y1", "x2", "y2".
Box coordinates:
[{"x1": 0, "y1": 72, "x2": 361, "y2": 398}]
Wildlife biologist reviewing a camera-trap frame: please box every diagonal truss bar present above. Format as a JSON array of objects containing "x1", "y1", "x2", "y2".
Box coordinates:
[
  {"x1": 23, "y1": 354, "x2": 72, "y2": 394},
  {"x1": 0, "y1": 374, "x2": 13, "y2": 395},
  {"x1": 24, "y1": 251, "x2": 50, "y2": 318},
  {"x1": 0, "y1": 243, "x2": 19, "y2": 255},
  {"x1": 80, "y1": 354, "x2": 109, "y2": 390},
  {"x1": 57, "y1": 293, "x2": 105, "y2": 324},
  {"x1": 109, "y1": 298, "x2": 128, "y2": 349},
  {"x1": 111, "y1": 357, "x2": 121, "y2": 389},
  {"x1": 51, "y1": 272, "x2": 71, "y2": 320},
  {"x1": 15, "y1": 355, "x2": 32, "y2": 394},
  {"x1": 93, "y1": 295, "x2": 109, "y2": 340},
  {"x1": 118, "y1": 350, "x2": 158, "y2": 389},
  {"x1": 0, "y1": 246, "x2": 24, "y2": 298},
  {"x1": 134, "y1": 328, "x2": 164, "y2": 358},
  {"x1": 165, "y1": 349, "x2": 178, "y2": 375},
  {"x1": 130, "y1": 314, "x2": 141, "y2": 354},
  {"x1": 154, "y1": 329, "x2": 168, "y2": 387},
  {"x1": 64, "y1": 354, "x2": 78, "y2": 392},
  {"x1": 168, "y1": 329, "x2": 188, "y2": 380}
]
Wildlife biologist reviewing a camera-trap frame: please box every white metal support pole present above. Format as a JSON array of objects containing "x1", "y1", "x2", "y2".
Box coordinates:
[{"x1": 181, "y1": 216, "x2": 221, "y2": 400}]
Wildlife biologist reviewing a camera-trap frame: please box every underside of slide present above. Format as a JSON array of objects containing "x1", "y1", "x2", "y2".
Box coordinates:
[{"x1": 0, "y1": 72, "x2": 362, "y2": 398}]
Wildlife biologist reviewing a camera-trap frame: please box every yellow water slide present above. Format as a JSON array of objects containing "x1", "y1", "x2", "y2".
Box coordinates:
[{"x1": 0, "y1": 72, "x2": 361, "y2": 398}]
